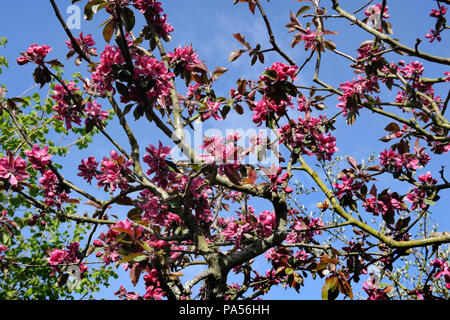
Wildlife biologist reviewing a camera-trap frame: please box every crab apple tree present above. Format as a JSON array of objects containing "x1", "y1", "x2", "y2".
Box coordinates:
[{"x1": 0, "y1": 0, "x2": 449, "y2": 300}]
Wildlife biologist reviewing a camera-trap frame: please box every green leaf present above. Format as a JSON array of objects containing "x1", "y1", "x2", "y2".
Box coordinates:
[
  {"x1": 116, "y1": 252, "x2": 147, "y2": 265},
  {"x1": 103, "y1": 20, "x2": 116, "y2": 43},
  {"x1": 262, "y1": 69, "x2": 277, "y2": 81},
  {"x1": 121, "y1": 7, "x2": 136, "y2": 33},
  {"x1": 285, "y1": 267, "x2": 294, "y2": 275},
  {"x1": 115, "y1": 82, "x2": 129, "y2": 97},
  {"x1": 322, "y1": 276, "x2": 339, "y2": 300},
  {"x1": 229, "y1": 49, "x2": 245, "y2": 63},
  {"x1": 84, "y1": 0, "x2": 107, "y2": 21},
  {"x1": 296, "y1": 5, "x2": 311, "y2": 16}
]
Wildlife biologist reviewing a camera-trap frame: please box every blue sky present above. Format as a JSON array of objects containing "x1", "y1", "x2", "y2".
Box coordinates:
[{"x1": 0, "y1": 0, "x2": 449, "y2": 300}]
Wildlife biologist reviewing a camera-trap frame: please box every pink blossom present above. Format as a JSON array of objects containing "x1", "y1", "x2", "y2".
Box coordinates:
[
  {"x1": 260, "y1": 62, "x2": 298, "y2": 83},
  {"x1": 84, "y1": 100, "x2": 109, "y2": 125},
  {"x1": 143, "y1": 141, "x2": 177, "y2": 189},
  {"x1": 257, "y1": 210, "x2": 276, "y2": 237},
  {"x1": 333, "y1": 176, "x2": 361, "y2": 199},
  {"x1": 431, "y1": 259, "x2": 450, "y2": 289},
  {"x1": 401, "y1": 61, "x2": 424, "y2": 78},
  {"x1": 40, "y1": 169, "x2": 70, "y2": 208},
  {"x1": 0, "y1": 153, "x2": 29, "y2": 186},
  {"x1": 418, "y1": 172, "x2": 437, "y2": 185},
  {"x1": 51, "y1": 81, "x2": 83, "y2": 130},
  {"x1": 425, "y1": 29, "x2": 442, "y2": 42},
  {"x1": 77, "y1": 156, "x2": 99, "y2": 184},
  {"x1": 404, "y1": 188, "x2": 427, "y2": 211},
  {"x1": 362, "y1": 278, "x2": 390, "y2": 300},
  {"x1": 363, "y1": 193, "x2": 405, "y2": 218},
  {"x1": 17, "y1": 44, "x2": 52, "y2": 65},
  {"x1": 0, "y1": 244, "x2": 7, "y2": 256},
  {"x1": 167, "y1": 45, "x2": 200, "y2": 70},
  {"x1": 66, "y1": 32, "x2": 95, "y2": 50},
  {"x1": 143, "y1": 269, "x2": 165, "y2": 300},
  {"x1": 284, "y1": 186, "x2": 294, "y2": 193},
  {"x1": 91, "y1": 45, "x2": 125, "y2": 94},
  {"x1": 301, "y1": 28, "x2": 323, "y2": 50},
  {"x1": 47, "y1": 249, "x2": 67, "y2": 266},
  {"x1": 430, "y1": 6, "x2": 447, "y2": 18},
  {"x1": 97, "y1": 150, "x2": 133, "y2": 192},
  {"x1": 186, "y1": 83, "x2": 201, "y2": 98},
  {"x1": 379, "y1": 149, "x2": 404, "y2": 171},
  {"x1": 444, "y1": 71, "x2": 450, "y2": 82},
  {"x1": 252, "y1": 99, "x2": 271, "y2": 125},
  {"x1": 47, "y1": 242, "x2": 87, "y2": 276},
  {"x1": 337, "y1": 76, "x2": 377, "y2": 117},
  {"x1": 315, "y1": 133, "x2": 338, "y2": 161},
  {"x1": 66, "y1": 32, "x2": 97, "y2": 58},
  {"x1": 25, "y1": 144, "x2": 51, "y2": 173},
  {"x1": 201, "y1": 100, "x2": 223, "y2": 121},
  {"x1": 133, "y1": 0, "x2": 163, "y2": 14},
  {"x1": 121, "y1": 54, "x2": 174, "y2": 104},
  {"x1": 199, "y1": 135, "x2": 237, "y2": 165},
  {"x1": 138, "y1": 189, "x2": 171, "y2": 226}
]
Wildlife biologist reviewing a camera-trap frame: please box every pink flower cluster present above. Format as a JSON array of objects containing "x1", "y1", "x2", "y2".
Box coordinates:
[
  {"x1": 426, "y1": 6, "x2": 447, "y2": 42},
  {"x1": 252, "y1": 62, "x2": 298, "y2": 125},
  {"x1": 78, "y1": 151, "x2": 133, "y2": 192},
  {"x1": 278, "y1": 114, "x2": 338, "y2": 161},
  {"x1": 0, "y1": 244, "x2": 7, "y2": 257},
  {"x1": 400, "y1": 61, "x2": 424, "y2": 78},
  {"x1": 66, "y1": 32, "x2": 97, "y2": 58},
  {"x1": 167, "y1": 45, "x2": 200, "y2": 71},
  {"x1": 363, "y1": 192, "x2": 405, "y2": 218},
  {"x1": 25, "y1": 144, "x2": 52, "y2": 174},
  {"x1": 285, "y1": 215, "x2": 325, "y2": 244},
  {"x1": 0, "y1": 152, "x2": 29, "y2": 186},
  {"x1": 199, "y1": 134, "x2": 240, "y2": 165},
  {"x1": 260, "y1": 62, "x2": 298, "y2": 84},
  {"x1": 379, "y1": 147, "x2": 430, "y2": 173},
  {"x1": 257, "y1": 165, "x2": 293, "y2": 193},
  {"x1": 51, "y1": 81, "x2": 82, "y2": 130},
  {"x1": 122, "y1": 54, "x2": 174, "y2": 104},
  {"x1": 143, "y1": 268, "x2": 165, "y2": 300},
  {"x1": 362, "y1": 277, "x2": 390, "y2": 300},
  {"x1": 66, "y1": 32, "x2": 95, "y2": 51},
  {"x1": 95, "y1": 220, "x2": 146, "y2": 265},
  {"x1": 84, "y1": 100, "x2": 109, "y2": 125},
  {"x1": 218, "y1": 207, "x2": 276, "y2": 248},
  {"x1": 431, "y1": 258, "x2": 450, "y2": 289},
  {"x1": 133, "y1": 0, "x2": 173, "y2": 40},
  {"x1": 404, "y1": 187, "x2": 427, "y2": 211},
  {"x1": 337, "y1": 76, "x2": 379, "y2": 117},
  {"x1": 91, "y1": 45, "x2": 125, "y2": 94},
  {"x1": 97, "y1": 150, "x2": 134, "y2": 192},
  {"x1": 40, "y1": 170, "x2": 70, "y2": 208},
  {"x1": 300, "y1": 28, "x2": 323, "y2": 51},
  {"x1": 17, "y1": 44, "x2": 52, "y2": 65},
  {"x1": 77, "y1": 156, "x2": 99, "y2": 184},
  {"x1": 201, "y1": 99, "x2": 223, "y2": 121},
  {"x1": 143, "y1": 141, "x2": 176, "y2": 189},
  {"x1": 252, "y1": 98, "x2": 280, "y2": 125},
  {"x1": 47, "y1": 242, "x2": 87, "y2": 276},
  {"x1": 91, "y1": 43, "x2": 175, "y2": 104},
  {"x1": 333, "y1": 176, "x2": 362, "y2": 199},
  {"x1": 418, "y1": 171, "x2": 437, "y2": 185},
  {"x1": 138, "y1": 189, "x2": 173, "y2": 226}
]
